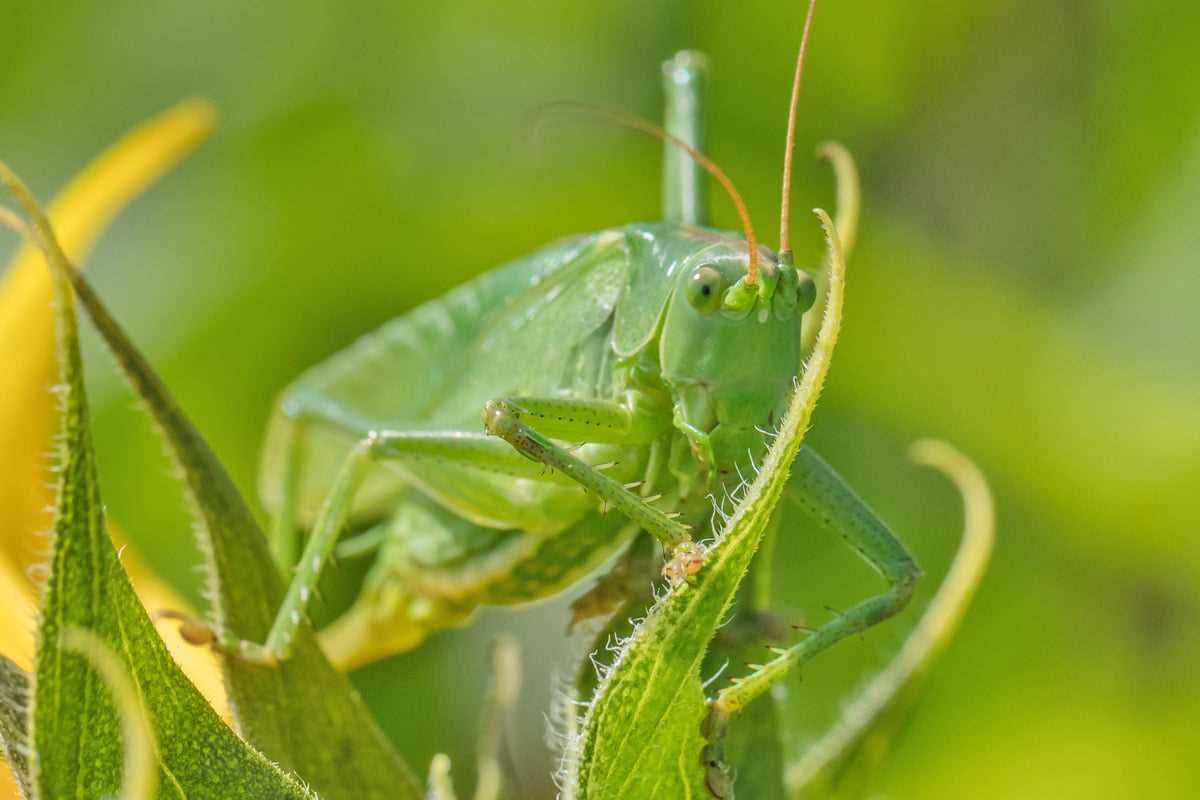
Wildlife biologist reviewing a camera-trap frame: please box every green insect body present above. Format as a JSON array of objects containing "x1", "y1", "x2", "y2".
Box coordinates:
[
  {"x1": 261, "y1": 223, "x2": 807, "y2": 665},
  {"x1": 206, "y1": 31, "x2": 919, "y2": 703}
]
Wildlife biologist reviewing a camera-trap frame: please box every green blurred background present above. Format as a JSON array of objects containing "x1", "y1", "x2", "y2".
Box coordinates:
[{"x1": 3, "y1": 1, "x2": 1197, "y2": 797}]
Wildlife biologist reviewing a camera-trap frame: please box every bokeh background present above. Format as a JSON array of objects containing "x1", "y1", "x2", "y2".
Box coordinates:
[{"x1": 2, "y1": 1, "x2": 1197, "y2": 797}]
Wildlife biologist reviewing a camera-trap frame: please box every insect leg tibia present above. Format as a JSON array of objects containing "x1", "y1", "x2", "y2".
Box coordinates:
[
  {"x1": 214, "y1": 434, "x2": 399, "y2": 665},
  {"x1": 265, "y1": 413, "x2": 305, "y2": 574},
  {"x1": 702, "y1": 442, "x2": 985, "y2": 752},
  {"x1": 483, "y1": 399, "x2": 694, "y2": 557},
  {"x1": 706, "y1": 571, "x2": 916, "y2": 721}
]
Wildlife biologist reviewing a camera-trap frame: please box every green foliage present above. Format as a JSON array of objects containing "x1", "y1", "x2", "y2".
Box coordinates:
[
  {"x1": 0, "y1": 149, "x2": 994, "y2": 799},
  {"x1": 10, "y1": 1, "x2": 1179, "y2": 793},
  {"x1": 1, "y1": 164, "x2": 312, "y2": 799},
  {"x1": 62, "y1": 221, "x2": 422, "y2": 800},
  {"x1": 0, "y1": 120, "x2": 995, "y2": 799},
  {"x1": 1, "y1": 157, "x2": 422, "y2": 798},
  {"x1": 60, "y1": 628, "x2": 161, "y2": 800}
]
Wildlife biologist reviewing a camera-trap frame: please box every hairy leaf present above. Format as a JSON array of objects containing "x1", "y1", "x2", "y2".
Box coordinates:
[
  {"x1": 569, "y1": 210, "x2": 846, "y2": 799},
  {"x1": 1, "y1": 164, "x2": 312, "y2": 799},
  {"x1": 61, "y1": 629, "x2": 159, "y2": 800},
  {"x1": 0, "y1": 99, "x2": 214, "y2": 583},
  {"x1": 0, "y1": 101, "x2": 227, "y2": 716},
  {"x1": 0, "y1": 657, "x2": 31, "y2": 800},
  {"x1": 49, "y1": 181, "x2": 422, "y2": 798}
]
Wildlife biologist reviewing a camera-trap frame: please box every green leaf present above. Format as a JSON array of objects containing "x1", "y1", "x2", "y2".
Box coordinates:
[
  {"x1": 43, "y1": 182, "x2": 422, "y2": 799},
  {"x1": 568, "y1": 209, "x2": 847, "y2": 799},
  {"x1": 0, "y1": 163, "x2": 312, "y2": 799},
  {"x1": 0, "y1": 656, "x2": 31, "y2": 800},
  {"x1": 786, "y1": 440, "x2": 994, "y2": 799},
  {"x1": 61, "y1": 628, "x2": 160, "y2": 800}
]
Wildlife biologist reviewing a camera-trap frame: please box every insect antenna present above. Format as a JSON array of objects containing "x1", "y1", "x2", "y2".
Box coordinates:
[
  {"x1": 778, "y1": 0, "x2": 819, "y2": 262},
  {"x1": 532, "y1": 101, "x2": 762, "y2": 284}
]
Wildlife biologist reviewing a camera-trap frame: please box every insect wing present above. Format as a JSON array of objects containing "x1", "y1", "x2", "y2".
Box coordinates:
[
  {"x1": 612, "y1": 223, "x2": 716, "y2": 358},
  {"x1": 260, "y1": 230, "x2": 630, "y2": 524}
]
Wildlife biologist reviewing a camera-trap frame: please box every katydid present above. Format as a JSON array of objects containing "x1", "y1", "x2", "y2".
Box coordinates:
[{"x1": 166, "y1": 3, "x2": 923, "y2": 685}]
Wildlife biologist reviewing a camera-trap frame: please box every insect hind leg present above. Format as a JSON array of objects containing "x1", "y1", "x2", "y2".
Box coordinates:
[
  {"x1": 232, "y1": 435, "x2": 382, "y2": 665},
  {"x1": 704, "y1": 445, "x2": 922, "y2": 739},
  {"x1": 262, "y1": 383, "x2": 397, "y2": 576},
  {"x1": 265, "y1": 411, "x2": 305, "y2": 573}
]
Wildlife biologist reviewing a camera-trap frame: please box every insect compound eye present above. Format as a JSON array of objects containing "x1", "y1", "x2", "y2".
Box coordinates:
[
  {"x1": 685, "y1": 265, "x2": 726, "y2": 313},
  {"x1": 796, "y1": 269, "x2": 817, "y2": 314}
]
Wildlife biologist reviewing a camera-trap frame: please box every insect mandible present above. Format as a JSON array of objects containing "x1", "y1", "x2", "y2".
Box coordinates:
[{"x1": 167, "y1": 4, "x2": 922, "y2": 674}]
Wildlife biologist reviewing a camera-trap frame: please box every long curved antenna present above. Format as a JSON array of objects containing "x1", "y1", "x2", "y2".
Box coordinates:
[
  {"x1": 778, "y1": 0, "x2": 819, "y2": 260},
  {"x1": 533, "y1": 102, "x2": 761, "y2": 284}
]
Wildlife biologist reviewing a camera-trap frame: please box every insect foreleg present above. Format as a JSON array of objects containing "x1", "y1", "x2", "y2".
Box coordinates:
[
  {"x1": 482, "y1": 398, "x2": 696, "y2": 558},
  {"x1": 502, "y1": 394, "x2": 667, "y2": 445},
  {"x1": 704, "y1": 445, "x2": 922, "y2": 737}
]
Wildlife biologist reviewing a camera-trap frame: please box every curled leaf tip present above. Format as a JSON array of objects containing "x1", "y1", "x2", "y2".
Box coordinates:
[
  {"x1": 62, "y1": 628, "x2": 159, "y2": 800},
  {"x1": 815, "y1": 141, "x2": 859, "y2": 259}
]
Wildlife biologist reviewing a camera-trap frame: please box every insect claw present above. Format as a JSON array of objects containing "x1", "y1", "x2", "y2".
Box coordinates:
[
  {"x1": 153, "y1": 609, "x2": 215, "y2": 646},
  {"x1": 623, "y1": 481, "x2": 643, "y2": 490},
  {"x1": 594, "y1": 461, "x2": 618, "y2": 471},
  {"x1": 643, "y1": 493, "x2": 663, "y2": 503}
]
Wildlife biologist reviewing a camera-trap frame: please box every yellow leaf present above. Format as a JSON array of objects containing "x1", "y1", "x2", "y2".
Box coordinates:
[
  {"x1": 0, "y1": 764, "x2": 18, "y2": 800},
  {"x1": 0, "y1": 98, "x2": 215, "y2": 576},
  {"x1": 0, "y1": 102, "x2": 229, "y2": 797},
  {"x1": 0, "y1": 556, "x2": 34, "y2": 671}
]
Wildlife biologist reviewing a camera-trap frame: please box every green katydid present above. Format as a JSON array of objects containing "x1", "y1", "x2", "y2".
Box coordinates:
[{"x1": 157, "y1": 3, "x2": 924, "y2": 689}]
